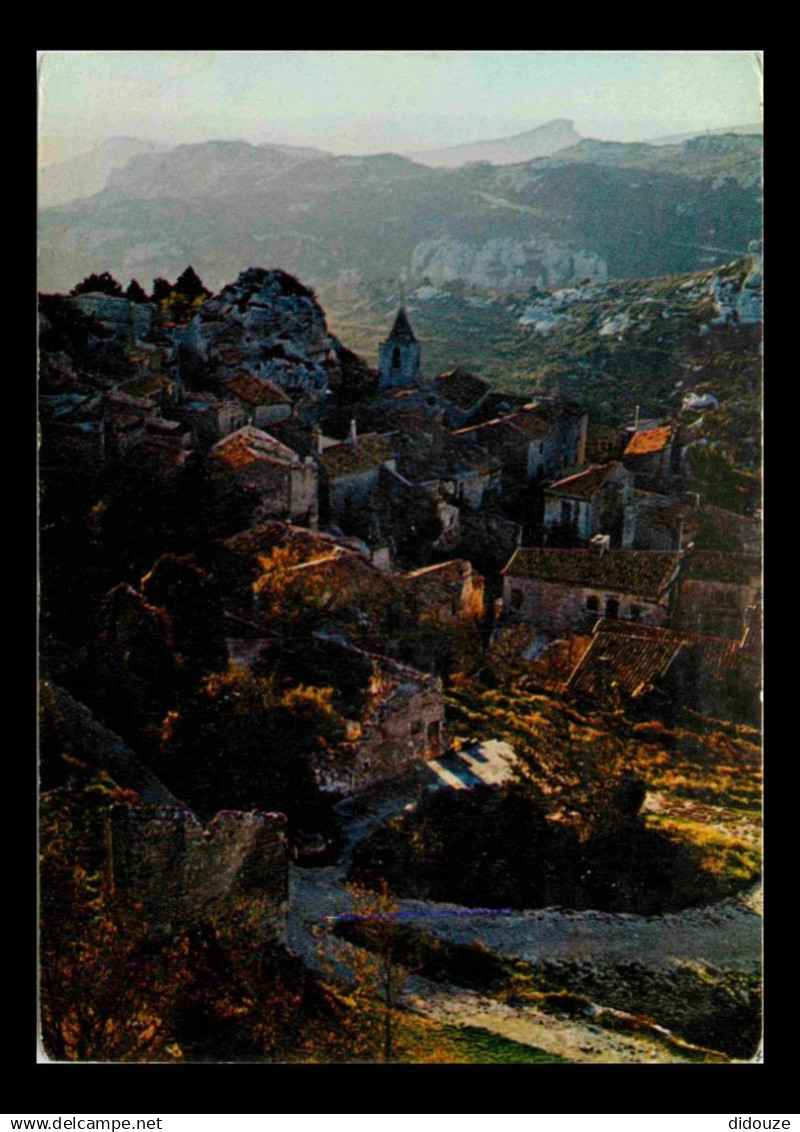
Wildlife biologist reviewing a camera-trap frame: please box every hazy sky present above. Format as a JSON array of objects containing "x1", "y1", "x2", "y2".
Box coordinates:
[{"x1": 38, "y1": 50, "x2": 763, "y2": 165}]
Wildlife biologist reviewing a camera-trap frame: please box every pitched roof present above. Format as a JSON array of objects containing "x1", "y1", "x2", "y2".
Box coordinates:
[
  {"x1": 503, "y1": 547, "x2": 681, "y2": 600},
  {"x1": 223, "y1": 372, "x2": 291, "y2": 406},
  {"x1": 385, "y1": 307, "x2": 417, "y2": 343},
  {"x1": 221, "y1": 522, "x2": 361, "y2": 574},
  {"x1": 545, "y1": 462, "x2": 624, "y2": 499},
  {"x1": 318, "y1": 433, "x2": 394, "y2": 478},
  {"x1": 432, "y1": 368, "x2": 491, "y2": 412},
  {"x1": 682, "y1": 550, "x2": 762, "y2": 585},
  {"x1": 624, "y1": 426, "x2": 674, "y2": 456},
  {"x1": 212, "y1": 426, "x2": 297, "y2": 471},
  {"x1": 566, "y1": 617, "x2": 742, "y2": 697}
]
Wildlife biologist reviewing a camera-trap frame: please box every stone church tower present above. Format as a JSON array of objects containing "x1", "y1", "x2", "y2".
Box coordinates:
[{"x1": 378, "y1": 308, "x2": 421, "y2": 389}]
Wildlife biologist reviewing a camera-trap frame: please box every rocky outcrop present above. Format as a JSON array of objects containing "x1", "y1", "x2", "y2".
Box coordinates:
[
  {"x1": 410, "y1": 236, "x2": 607, "y2": 291},
  {"x1": 182, "y1": 267, "x2": 344, "y2": 398},
  {"x1": 68, "y1": 293, "x2": 156, "y2": 342}
]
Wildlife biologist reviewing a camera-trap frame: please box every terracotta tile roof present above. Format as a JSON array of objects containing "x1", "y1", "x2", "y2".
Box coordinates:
[
  {"x1": 504, "y1": 547, "x2": 681, "y2": 600},
  {"x1": 319, "y1": 433, "x2": 394, "y2": 479},
  {"x1": 433, "y1": 368, "x2": 491, "y2": 412},
  {"x1": 682, "y1": 550, "x2": 762, "y2": 585},
  {"x1": 224, "y1": 372, "x2": 291, "y2": 406},
  {"x1": 545, "y1": 463, "x2": 623, "y2": 498},
  {"x1": 624, "y1": 426, "x2": 674, "y2": 456},
  {"x1": 212, "y1": 427, "x2": 297, "y2": 471},
  {"x1": 566, "y1": 617, "x2": 742, "y2": 697}
]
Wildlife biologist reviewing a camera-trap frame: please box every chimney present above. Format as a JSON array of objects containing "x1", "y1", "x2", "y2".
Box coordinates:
[
  {"x1": 633, "y1": 404, "x2": 640, "y2": 431},
  {"x1": 312, "y1": 425, "x2": 324, "y2": 454},
  {"x1": 350, "y1": 419, "x2": 358, "y2": 448},
  {"x1": 589, "y1": 534, "x2": 610, "y2": 555}
]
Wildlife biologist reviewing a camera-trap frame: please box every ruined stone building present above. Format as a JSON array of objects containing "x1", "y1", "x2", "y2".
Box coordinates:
[
  {"x1": 212, "y1": 426, "x2": 319, "y2": 528},
  {"x1": 543, "y1": 462, "x2": 634, "y2": 547},
  {"x1": 403, "y1": 559, "x2": 486, "y2": 623},
  {"x1": 109, "y1": 805, "x2": 289, "y2": 944},
  {"x1": 298, "y1": 636, "x2": 446, "y2": 794},
  {"x1": 673, "y1": 550, "x2": 762, "y2": 639},
  {"x1": 502, "y1": 546, "x2": 682, "y2": 637},
  {"x1": 378, "y1": 308, "x2": 422, "y2": 389}
]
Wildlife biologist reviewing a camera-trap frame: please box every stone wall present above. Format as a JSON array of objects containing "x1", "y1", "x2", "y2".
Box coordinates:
[
  {"x1": 109, "y1": 805, "x2": 288, "y2": 943},
  {"x1": 503, "y1": 575, "x2": 669, "y2": 638},
  {"x1": 674, "y1": 578, "x2": 759, "y2": 640}
]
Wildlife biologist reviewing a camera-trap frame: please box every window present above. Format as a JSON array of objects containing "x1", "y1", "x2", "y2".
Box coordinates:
[
  {"x1": 586, "y1": 595, "x2": 599, "y2": 613},
  {"x1": 560, "y1": 501, "x2": 573, "y2": 525},
  {"x1": 392, "y1": 346, "x2": 401, "y2": 370},
  {"x1": 605, "y1": 598, "x2": 620, "y2": 619},
  {"x1": 510, "y1": 589, "x2": 523, "y2": 611},
  {"x1": 630, "y1": 605, "x2": 641, "y2": 621}
]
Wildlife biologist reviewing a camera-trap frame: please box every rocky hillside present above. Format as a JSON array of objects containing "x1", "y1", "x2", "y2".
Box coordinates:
[
  {"x1": 323, "y1": 252, "x2": 762, "y2": 469},
  {"x1": 181, "y1": 267, "x2": 345, "y2": 397},
  {"x1": 38, "y1": 136, "x2": 167, "y2": 208},
  {"x1": 38, "y1": 135, "x2": 761, "y2": 295}
]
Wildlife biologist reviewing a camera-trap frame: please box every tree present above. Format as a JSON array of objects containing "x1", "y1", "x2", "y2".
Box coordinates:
[
  {"x1": 70, "y1": 271, "x2": 124, "y2": 297},
  {"x1": 174, "y1": 265, "x2": 211, "y2": 301},
  {"x1": 161, "y1": 662, "x2": 345, "y2": 825},
  {"x1": 125, "y1": 279, "x2": 150, "y2": 304},
  {"x1": 151, "y1": 277, "x2": 173, "y2": 304},
  {"x1": 315, "y1": 880, "x2": 410, "y2": 1062}
]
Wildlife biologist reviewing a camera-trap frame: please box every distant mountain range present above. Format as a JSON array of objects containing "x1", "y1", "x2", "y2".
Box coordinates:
[
  {"x1": 38, "y1": 137, "x2": 168, "y2": 208},
  {"x1": 407, "y1": 118, "x2": 581, "y2": 167},
  {"x1": 38, "y1": 125, "x2": 762, "y2": 297}
]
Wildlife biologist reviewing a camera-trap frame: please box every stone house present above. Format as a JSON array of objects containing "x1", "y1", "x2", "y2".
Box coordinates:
[
  {"x1": 168, "y1": 391, "x2": 247, "y2": 447},
  {"x1": 673, "y1": 550, "x2": 762, "y2": 639},
  {"x1": 622, "y1": 425, "x2": 680, "y2": 488},
  {"x1": 543, "y1": 462, "x2": 634, "y2": 547},
  {"x1": 212, "y1": 426, "x2": 319, "y2": 528},
  {"x1": 455, "y1": 397, "x2": 588, "y2": 485},
  {"x1": 502, "y1": 546, "x2": 682, "y2": 637},
  {"x1": 222, "y1": 371, "x2": 293, "y2": 429},
  {"x1": 317, "y1": 429, "x2": 396, "y2": 526}
]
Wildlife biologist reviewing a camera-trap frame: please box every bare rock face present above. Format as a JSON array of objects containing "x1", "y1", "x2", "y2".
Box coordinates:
[
  {"x1": 182, "y1": 267, "x2": 343, "y2": 398},
  {"x1": 410, "y1": 236, "x2": 607, "y2": 291}
]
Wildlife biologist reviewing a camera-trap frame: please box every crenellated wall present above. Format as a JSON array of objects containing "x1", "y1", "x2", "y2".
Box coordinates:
[{"x1": 109, "y1": 805, "x2": 288, "y2": 942}]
